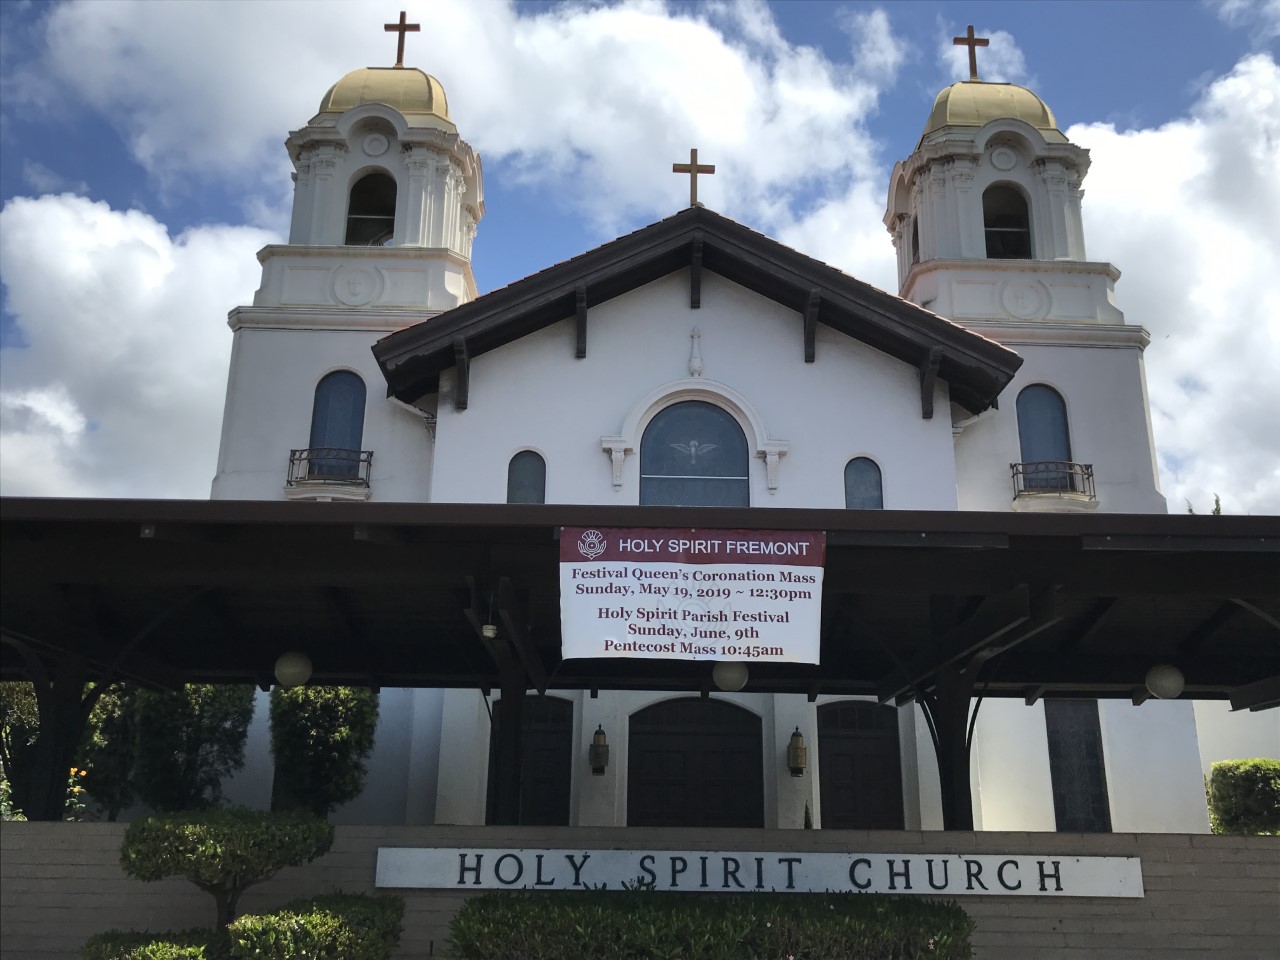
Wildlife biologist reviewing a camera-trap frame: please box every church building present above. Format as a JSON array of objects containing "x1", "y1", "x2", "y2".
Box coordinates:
[{"x1": 208, "y1": 21, "x2": 1268, "y2": 834}]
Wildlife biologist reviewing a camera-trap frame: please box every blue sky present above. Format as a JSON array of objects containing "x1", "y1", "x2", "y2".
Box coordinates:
[{"x1": 0, "y1": 0, "x2": 1277, "y2": 513}]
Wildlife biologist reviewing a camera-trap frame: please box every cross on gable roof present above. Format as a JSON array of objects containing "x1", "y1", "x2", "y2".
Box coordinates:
[{"x1": 372, "y1": 206, "x2": 1023, "y2": 414}]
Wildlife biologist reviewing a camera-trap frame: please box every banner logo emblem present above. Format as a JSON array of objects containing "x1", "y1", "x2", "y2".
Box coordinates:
[{"x1": 577, "y1": 529, "x2": 607, "y2": 559}]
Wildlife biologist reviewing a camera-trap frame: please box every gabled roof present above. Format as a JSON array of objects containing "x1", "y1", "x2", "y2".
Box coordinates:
[{"x1": 372, "y1": 206, "x2": 1022, "y2": 413}]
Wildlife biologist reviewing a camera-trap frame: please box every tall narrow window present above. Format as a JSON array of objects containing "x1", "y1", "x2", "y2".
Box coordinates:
[
  {"x1": 844, "y1": 457, "x2": 883, "y2": 510},
  {"x1": 345, "y1": 172, "x2": 396, "y2": 246},
  {"x1": 309, "y1": 371, "x2": 366, "y2": 477},
  {"x1": 506, "y1": 451, "x2": 546, "y2": 504},
  {"x1": 983, "y1": 184, "x2": 1032, "y2": 259},
  {"x1": 1044, "y1": 699, "x2": 1112, "y2": 832},
  {"x1": 640, "y1": 401, "x2": 749, "y2": 507},
  {"x1": 1016, "y1": 384, "x2": 1072, "y2": 490},
  {"x1": 910, "y1": 218, "x2": 920, "y2": 265}
]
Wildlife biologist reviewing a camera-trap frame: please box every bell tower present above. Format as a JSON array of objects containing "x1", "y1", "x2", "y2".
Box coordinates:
[{"x1": 252, "y1": 13, "x2": 484, "y2": 313}]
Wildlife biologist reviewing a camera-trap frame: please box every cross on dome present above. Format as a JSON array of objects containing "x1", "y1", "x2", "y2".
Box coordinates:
[
  {"x1": 385, "y1": 11, "x2": 421, "y2": 68},
  {"x1": 672, "y1": 148, "x2": 716, "y2": 208},
  {"x1": 953, "y1": 25, "x2": 990, "y2": 82}
]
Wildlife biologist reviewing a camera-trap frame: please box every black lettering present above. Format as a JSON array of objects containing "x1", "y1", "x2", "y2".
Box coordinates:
[
  {"x1": 849, "y1": 858, "x2": 872, "y2": 890},
  {"x1": 887, "y1": 858, "x2": 912, "y2": 891},
  {"x1": 669, "y1": 856, "x2": 687, "y2": 888},
  {"x1": 699, "y1": 855, "x2": 709, "y2": 888},
  {"x1": 458, "y1": 853, "x2": 483, "y2": 886},
  {"x1": 565, "y1": 853, "x2": 591, "y2": 887},
  {"x1": 926, "y1": 858, "x2": 950, "y2": 890},
  {"x1": 998, "y1": 859, "x2": 1021, "y2": 891},
  {"x1": 965, "y1": 859, "x2": 988, "y2": 891},
  {"x1": 722, "y1": 857, "x2": 745, "y2": 889},
  {"x1": 778, "y1": 857, "x2": 801, "y2": 890},
  {"x1": 755, "y1": 857, "x2": 765, "y2": 890},
  {"x1": 639, "y1": 854, "x2": 657, "y2": 886},
  {"x1": 494, "y1": 853, "x2": 524, "y2": 885},
  {"x1": 1038, "y1": 859, "x2": 1063, "y2": 893},
  {"x1": 534, "y1": 854, "x2": 555, "y2": 886}
]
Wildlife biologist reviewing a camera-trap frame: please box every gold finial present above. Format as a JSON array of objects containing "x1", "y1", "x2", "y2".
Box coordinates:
[
  {"x1": 953, "y1": 25, "x2": 990, "y2": 82},
  {"x1": 672, "y1": 148, "x2": 716, "y2": 208},
  {"x1": 385, "y1": 11, "x2": 421, "y2": 68}
]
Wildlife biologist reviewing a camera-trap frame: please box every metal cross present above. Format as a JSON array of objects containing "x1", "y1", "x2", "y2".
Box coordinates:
[
  {"x1": 385, "y1": 11, "x2": 421, "y2": 68},
  {"x1": 953, "y1": 25, "x2": 990, "y2": 82},
  {"x1": 672, "y1": 148, "x2": 716, "y2": 207}
]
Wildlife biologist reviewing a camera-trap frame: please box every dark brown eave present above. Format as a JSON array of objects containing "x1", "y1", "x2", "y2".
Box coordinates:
[{"x1": 372, "y1": 206, "x2": 1022, "y2": 413}]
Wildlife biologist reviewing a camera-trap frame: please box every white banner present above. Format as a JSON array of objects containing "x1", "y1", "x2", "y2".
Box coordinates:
[
  {"x1": 560, "y1": 527, "x2": 825, "y2": 663},
  {"x1": 376, "y1": 847, "x2": 1144, "y2": 898}
]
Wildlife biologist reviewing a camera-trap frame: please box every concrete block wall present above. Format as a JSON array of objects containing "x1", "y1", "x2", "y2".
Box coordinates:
[{"x1": 2, "y1": 822, "x2": 1277, "y2": 959}]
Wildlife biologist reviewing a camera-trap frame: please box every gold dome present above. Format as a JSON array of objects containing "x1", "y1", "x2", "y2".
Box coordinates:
[
  {"x1": 318, "y1": 67, "x2": 454, "y2": 128},
  {"x1": 922, "y1": 81, "x2": 1066, "y2": 143}
]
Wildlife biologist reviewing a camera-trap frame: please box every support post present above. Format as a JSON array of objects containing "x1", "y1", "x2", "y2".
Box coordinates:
[{"x1": 490, "y1": 670, "x2": 525, "y2": 825}]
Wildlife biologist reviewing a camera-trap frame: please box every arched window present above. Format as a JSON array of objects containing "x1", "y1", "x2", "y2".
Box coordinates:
[
  {"x1": 640, "y1": 401, "x2": 749, "y2": 507},
  {"x1": 506, "y1": 451, "x2": 546, "y2": 504},
  {"x1": 983, "y1": 184, "x2": 1032, "y2": 259},
  {"x1": 345, "y1": 172, "x2": 396, "y2": 246},
  {"x1": 910, "y1": 218, "x2": 920, "y2": 265},
  {"x1": 628, "y1": 698, "x2": 763, "y2": 828},
  {"x1": 844, "y1": 457, "x2": 883, "y2": 510},
  {"x1": 308, "y1": 371, "x2": 366, "y2": 477},
  {"x1": 1016, "y1": 384, "x2": 1072, "y2": 490}
]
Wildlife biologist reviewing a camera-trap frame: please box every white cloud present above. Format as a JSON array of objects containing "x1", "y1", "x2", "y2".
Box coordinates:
[
  {"x1": 1068, "y1": 53, "x2": 1280, "y2": 515},
  {"x1": 21, "y1": 160, "x2": 88, "y2": 195},
  {"x1": 0, "y1": 194, "x2": 276, "y2": 498},
  {"x1": 1212, "y1": 0, "x2": 1280, "y2": 41}
]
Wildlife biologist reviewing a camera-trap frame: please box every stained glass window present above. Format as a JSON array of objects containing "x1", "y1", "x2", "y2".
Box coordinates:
[{"x1": 640, "y1": 401, "x2": 749, "y2": 507}]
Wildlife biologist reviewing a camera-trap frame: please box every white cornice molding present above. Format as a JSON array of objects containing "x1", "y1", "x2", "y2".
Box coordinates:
[
  {"x1": 962, "y1": 321, "x2": 1151, "y2": 350},
  {"x1": 255, "y1": 244, "x2": 473, "y2": 267},
  {"x1": 228, "y1": 305, "x2": 439, "y2": 332},
  {"x1": 907, "y1": 258, "x2": 1121, "y2": 283}
]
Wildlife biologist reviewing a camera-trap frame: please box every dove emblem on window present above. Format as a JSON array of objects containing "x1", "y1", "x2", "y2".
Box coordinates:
[{"x1": 671, "y1": 440, "x2": 717, "y2": 464}]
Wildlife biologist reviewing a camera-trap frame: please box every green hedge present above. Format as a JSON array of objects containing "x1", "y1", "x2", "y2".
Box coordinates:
[
  {"x1": 227, "y1": 893, "x2": 404, "y2": 959},
  {"x1": 448, "y1": 890, "x2": 974, "y2": 959},
  {"x1": 82, "y1": 929, "x2": 231, "y2": 960},
  {"x1": 1207, "y1": 758, "x2": 1280, "y2": 835}
]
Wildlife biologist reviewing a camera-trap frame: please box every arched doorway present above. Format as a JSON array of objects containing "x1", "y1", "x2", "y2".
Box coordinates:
[
  {"x1": 485, "y1": 694, "x2": 573, "y2": 826},
  {"x1": 628, "y1": 698, "x2": 763, "y2": 827},
  {"x1": 818, "y1": 700, "x2": 904, "y2": 829}
]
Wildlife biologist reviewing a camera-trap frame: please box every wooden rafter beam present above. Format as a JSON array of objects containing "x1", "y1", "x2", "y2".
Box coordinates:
[
  {"x1": 690, "y1": 236, "x2": 703, "y2": 309},
  {"x1": 452, "y1": 336, "x2": 470, "y2": 411},
  {"x1": 1178, "y1": 601, "x2": 1239, "y2": 656},
  {"x1": 575, "y1": 284, "x2": 588, "y2": 359},
  {"x1": 497, "y1": 576, "x2": 548, "y2": 695},
  {"x1": 803, "y1": 289, "x2": 820, "y2": 363},
  {"x1": 1228, "y1": 675, "x2": 1280, "y2": 712},
  {"x1": 1058, "y1": 597, "x2": 1116, "y2": 654},
  {"x1": 919, "y1": 346, "x2": 942, "y2": 420}
]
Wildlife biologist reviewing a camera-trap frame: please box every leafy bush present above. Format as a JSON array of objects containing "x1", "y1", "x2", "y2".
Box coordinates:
[
  {"x1": 228, "y1": 892, "x2": 404, "y2": 960},
  {"x1": 0, "y1": 681, "x2": 41, "y2": 818},
  {"x1": 81, "y1": 929, "x2": 231, "y2": 960},
  {"x1": 132, "y1": 685, "x2": 255, "y2": 812},
  {"x1": 270, "y1": 686, "x2": 379, "y2": 817},
  {"x1": 120, "y1": 808, "x2": 334, "y2": 927},
  {"x1": 1207, "y1": 758, "x2": 1280, "y2": 835},
  {"x1": 448, "y1": 890, "x2": 974, "y2": 959},
  {"x1": 80, "y1": 684, "x2": 138, "y2": 819}
]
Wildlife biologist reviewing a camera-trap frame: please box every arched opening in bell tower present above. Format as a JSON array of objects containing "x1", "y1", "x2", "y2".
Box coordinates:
[
  {"x1": 345, "y1": 171, "x2": 397, "y2": 246},
  {"x1": 983, "y1": 184, "x2": 1032, "y2": 259}
]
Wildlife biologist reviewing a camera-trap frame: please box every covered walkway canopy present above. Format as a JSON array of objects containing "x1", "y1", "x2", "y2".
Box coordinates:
[{"x1": 3, "y1": 497, "x2": 1278, "y2": 824}]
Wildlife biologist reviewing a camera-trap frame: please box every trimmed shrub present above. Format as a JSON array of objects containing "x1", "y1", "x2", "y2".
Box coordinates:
[
  {"x1": 228, "y1": 893, "x2": 404, "y2": 959},
  {"x1": 269, "y1": 686, "x2": 379, "y2": 817},
  {"x1": 121, "y1": 808, "x2": 334, "y2": 928},
  {"x1": 1207, "y1": 757, "x2": 1280, "y2": 835},
  {"x1": 132, "y1": 684, "x2": 255, "y2": 812},
  {"x1": 448, "y1": 890, "x2": 974, "y2": 959},
  {"x1": 82, "y1": 929, "x2": 231, "y2": 960}
]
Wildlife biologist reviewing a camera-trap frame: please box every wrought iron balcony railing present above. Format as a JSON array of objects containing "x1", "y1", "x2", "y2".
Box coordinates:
[
  {"x1": 287, "y1": 448, "x2": 372, "y2": 487},
  {"x1": 1011, "y1": 461, "x2": 1095, "y2": 500}
]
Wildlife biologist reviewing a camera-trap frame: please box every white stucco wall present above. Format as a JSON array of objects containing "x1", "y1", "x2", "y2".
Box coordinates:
[
  {"x1": 1193, "y1": 700, "x2": 1280, "y2": 776},
  {"x1": 1099, "y1": 699, "x2": 1210, "y2": 833},
  {"x1": 970, "y1": 698, "x2": 1057, "y2": 831}
]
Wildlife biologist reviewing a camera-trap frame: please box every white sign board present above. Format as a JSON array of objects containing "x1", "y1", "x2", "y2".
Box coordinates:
[
  {"x1": 375, "y1": 847, "x2": 1144, "y2": 898},
  {"x1": 560, "y1": 527, "x2": 825, "y2": 663}
]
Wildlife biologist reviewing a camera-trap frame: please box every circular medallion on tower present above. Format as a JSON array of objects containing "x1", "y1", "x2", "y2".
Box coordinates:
[
  {"x1": 999, "y1": 278, "x2": 1051, "y2": 321},
  {"x1": 990, "y1": 146, "x2": 1018, "y2": 171},
  {"x1": 331, "y1": 265, "x2": 384, "y2": 307},
  {"x1": 362, "y1": 133, "x2": 389, "y2": 157}
]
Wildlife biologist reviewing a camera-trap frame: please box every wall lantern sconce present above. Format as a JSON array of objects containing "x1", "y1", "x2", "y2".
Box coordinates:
[
  {"x1": 589, "y1": 725, "x2": 609, "y2": 775},
  {"x1": 274, "y1": 651, "x2": 313, "y2": 688},
  {"x1": 712, "y1": 660, "x2": 749, "y2": 692},
  {"x1": 481, "y1": 623, "x2": 498, "y2": 640},
  {"x1": 786, "y1": 727, "x2": 808, "y2": 777},
  {"x1": 1145, "y1": 663, "x2": 1185, "y2": 700}
]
